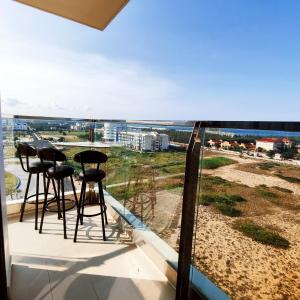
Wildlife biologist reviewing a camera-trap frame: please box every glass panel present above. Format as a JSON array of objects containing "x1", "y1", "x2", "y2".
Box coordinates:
[
  {"x1": 3, "y1": 117, "x2": 100, "y2": 200},
  {"x1": 2, "y1": 115, "x2": 17, "y2": 201},
  {"x1": 5, "y1": 116, "x2": 193, "y2": 258},
  {"x1": 105, "y1": 121, "x2": 192, "y2": 252},
  {"x1": 192, "y1": 126, "x2": 300, "y2": 299}
]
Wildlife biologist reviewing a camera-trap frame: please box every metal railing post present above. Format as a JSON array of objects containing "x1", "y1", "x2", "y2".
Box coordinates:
[{"x1": 176, "y1": 121, "x2": 202, "y2": 300}]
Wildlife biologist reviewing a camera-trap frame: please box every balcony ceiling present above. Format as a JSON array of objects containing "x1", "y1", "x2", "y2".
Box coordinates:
[{"x1": 14, "y1": 0, "x2": 129, "y2": 30}]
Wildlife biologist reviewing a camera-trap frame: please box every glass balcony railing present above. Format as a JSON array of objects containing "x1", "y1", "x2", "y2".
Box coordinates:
[
  {"x1": 3, "y1": 116, "x2": 300, "y2": 300},
  {"x1": 3, "y1": 116, "x2": 192, "y2": 256},
  {"x1": 190, "y1": 122, "x2": 300, "y2": 300}
]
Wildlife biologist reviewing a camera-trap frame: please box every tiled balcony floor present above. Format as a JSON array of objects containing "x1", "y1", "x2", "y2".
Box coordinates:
[{"x1": 8, "y1": 206, "x2": 175, "y2": 300}]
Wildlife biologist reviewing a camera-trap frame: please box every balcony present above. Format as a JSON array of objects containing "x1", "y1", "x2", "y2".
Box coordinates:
[
  {"x1": 2, "y1": 117, "x2": 300, "y2": 300},
  {"x1": 8, "y1": 201, "x2": 175, "y2": 300}
]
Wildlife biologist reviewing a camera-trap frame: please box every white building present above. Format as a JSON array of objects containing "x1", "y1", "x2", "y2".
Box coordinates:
[
  {"x1": 13, "y1": 121, "x2": 27, "y2": 131},
  {"x1": 119, "y1": 131, "x2": 169, "y2": 152},
  {"x1": 70, "y1": 122, "x2": 90, "y2": 131},
  {"x1": 103, "y1": 122, "x2": 124, "y2": 142},
  {"x1": 256, "y1": 138, "x2": 291, "y2": 152}
]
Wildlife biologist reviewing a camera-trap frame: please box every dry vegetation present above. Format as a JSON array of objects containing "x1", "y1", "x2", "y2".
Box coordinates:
[
  {"x1": 106, "y1": 149, "x2": 300, "y2": 299},
  {"x1": 236, "y1": 161, "x2": 300, "y2": 184},
  {"x1": 194, "y1": 156, "x2": 300, "y2": 300}
]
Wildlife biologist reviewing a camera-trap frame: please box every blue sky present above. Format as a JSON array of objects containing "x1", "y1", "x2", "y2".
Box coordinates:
[{"x1": 0, "y1": 0, "x2": 300, "y2": 120}]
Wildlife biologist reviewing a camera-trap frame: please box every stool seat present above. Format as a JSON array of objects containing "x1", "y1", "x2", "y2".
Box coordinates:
[
  {"x1": 79, "y1": 168, "x2": 106, "y2": 182},
  {"x1": 16, "y1": 142, "x2": 55, "y2": 230},
  {"x1": 29, "y1": 161, "x2": 53, "y2": 174},
  {"x1": 38, "y1": 147, "x2": 78, "y2": 240},
  {"x1": 73, "y1": 150, "x2": 108, "y2": 242},
  {"x1": 47, "y1": 165, "x2": 74, "y2": 179}
]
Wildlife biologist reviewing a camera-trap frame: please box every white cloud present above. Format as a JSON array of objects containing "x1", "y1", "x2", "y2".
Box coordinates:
[
  {"x1": 0, "y1": 41, "x2": 186, "y2": 120},
  {"x1": 2, "y1": 98, "x2": 24, "y2": 107},
  {"x1": 1, "y1": 40, "x2": 299, "y2": 122}
]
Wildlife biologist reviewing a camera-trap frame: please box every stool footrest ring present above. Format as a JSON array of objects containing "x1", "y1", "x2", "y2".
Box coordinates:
[
  {"x1": 80, "y1": 212, "x2": 104, "y2": 218},
  {"x1": 26, "y1": 192, "x2": 55, "y2": 205},
  {"x1": 46, "y1": 198, "x2": 76, "y2": 212}
]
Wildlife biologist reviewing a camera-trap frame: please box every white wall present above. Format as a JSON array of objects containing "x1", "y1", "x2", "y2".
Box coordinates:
[{"x1": 256, "y1": 141, "x2": 274, "y2": 151}]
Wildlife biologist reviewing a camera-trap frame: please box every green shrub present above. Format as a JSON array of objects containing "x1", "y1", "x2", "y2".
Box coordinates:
[
  {"x1": 276, "y1": 174, "x2": 300, "y2": 184},
  {"x1": 257, "y1": 188, "x2": 278, "y2": 198},
  {"x1": 216, "y1": 203, "x2": 242, "y2": 217},
  {"x1": 202, "y1": 157, "x2": 237, "y2": 169},
  {"x1": 259, "y1": 184, "x2": 267, "y2": 188},
  {"x1": 199, "y1": 194, "x2": 217, "y2": 206},
  {"x1": 199, "y1": 194, "x2": 246, "y2": 206},
  {"x1": 228, "y1": 195, "x2": 247, "y2": 202},
  {"x1": 258, "y1": 162, "x2": 280, "y2": 170},
  {"x1": 199, "y1": 193, "x2": 246, "y2": 217},
  {"x1": 203, "y1": 176, "x2": 231, "y2": 186},
  {"x1": 273, "y1": 186, "x2": 293, "y2": 194},
  {"x1": 266, "y1": 150, "x2": 275, "y2": 159},
  {"x1": 236, "y1": 222, "x2": 290, "y2": 249}
]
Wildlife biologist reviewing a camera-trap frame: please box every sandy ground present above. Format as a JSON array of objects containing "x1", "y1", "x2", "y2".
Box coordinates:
[
  {"x1": 9, "y1": 149, "x2": 300, "y2": 299},
  {"x1": 196, "y1": 154, "x2": 300, "y2": 299},
  {"x1": 151, "y1": 188, "x2": 300, "y2": 300},
  {"x1": 194, "y1": 206, "x2": 300, "y2": 300},
  {"x1": 155, "y1": 154, "x2": 300, "y2": 300},
  {"x1": 204, "y1": 155, "x2": 300, "y2": 196}
]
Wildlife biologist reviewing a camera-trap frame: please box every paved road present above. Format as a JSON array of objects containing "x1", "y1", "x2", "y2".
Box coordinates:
[{"x1": 4, "y1": 158, "x2": 37, "y2": 200}]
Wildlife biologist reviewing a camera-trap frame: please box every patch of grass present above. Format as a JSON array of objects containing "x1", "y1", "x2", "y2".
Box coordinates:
[
  {"x1": 202, "y1": 157, "x2": 237, "y2": 169},
  {"x1": 199, "y1": 194, "x2": 219, "y2": 206},
  {"x1": 276, "y1": 174, "x2": 300, "y2": 184},
  {"x1": 107, "y1": 185, "x2": 138, "y2": 201},
  {"x1": 258, "y1": 162, "x2": 280, "y2": 170},
  {"x1": 235, "y1": 221, "x2": 290, "y2": 249},
  {"x1": 5, "y1": 171, "x2": 18, "y2": 194},
  {"x1": 199, "y1": 194, "x2": 246, "y2": 205},
  {"x1": 273, "y1": 186, "x2": 293, "y2": 194},
  {"x1": 256, "y1": 187, "x2": 278, "y2": 198},
  {"x1": 216, "y1": 203, "x2": 242, "y2": 217},
  {"x1": 203, "y1": 176, "x2": 231, "y2": 186},
  {"x1": 228, "y1": 194, "x2": 247, "y2": 202},
  {"x1": 199, "y1": 193, "x2": 245, "y2": 217},
  {"x1": 259, "y1": 184, "x2": 267, "y2": 188}
]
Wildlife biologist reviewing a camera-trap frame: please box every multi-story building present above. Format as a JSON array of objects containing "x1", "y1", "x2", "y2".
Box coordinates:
[
  {"x1": 119, "y1": 131, "x2": 169, "y2": 152},
  {"x1": 207, "y1": 139, "x2": 222, "y2": 149},
  {"x1": 102, "y1": 122, "x2": 124, "y2": 142},
  {"x1": 256, "y1": 138, "x2": 291, "y2": 152},
  {"x1": 13, "y1": 120, "x2": 27, "y2": 131},
  {"x1": 70, "y1": 122, "x2": 90, "y2": 131}
]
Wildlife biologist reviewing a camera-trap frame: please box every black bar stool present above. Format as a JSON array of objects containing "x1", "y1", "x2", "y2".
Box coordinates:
[
  {"x1": 16, "y1": 143, "x2": 54, "y2": 230},
  {"x1": 73, "y1": 150, "x2": 108, "y2": 242},
  {"x1": 38, "y1": 148, "x2": 78, "y2": 239}
]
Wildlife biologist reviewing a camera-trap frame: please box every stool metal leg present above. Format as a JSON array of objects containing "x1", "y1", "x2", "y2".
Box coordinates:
[
  {"x1": 39, "y1": 177, "x2": 50, "y2": 234},
  {"x1": 35, "y1": 173, "x2": 40, "y2": 230},
  {"x1": 52, "y1": 178, "x2": 62, "y2": 219},
  {"x1": 97, "y1": 181, "x2": 106, "y2": 241},
  {"x1": 70, "y1": 175, "x2": 79, "y2": 208},
  {"x1": 20, "y1": 172, "x2": 32, "y2": 222},
  {"x1": 61, "y1": 178, "x2": 67, "y2": 239},
  {"x1": 81, "y1": 181, "x2": 86, "y2": 225},
  {"x1": 73, "y1": 182, "x2": 84, "y2": 242},
  {"x1": 99, "y1": 181, "x2": 108, "y2": 225}
]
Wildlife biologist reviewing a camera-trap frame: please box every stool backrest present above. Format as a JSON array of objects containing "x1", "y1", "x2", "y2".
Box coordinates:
[
  {"x1": 16, "y1": 143, "x2": 37, "y2": 172},
  {"x1": 38, "y1": 147, "x2": 66, "y2": 174},
  {"x1": 73, "y1": 150, "x2": 107, "y2": 175}
]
